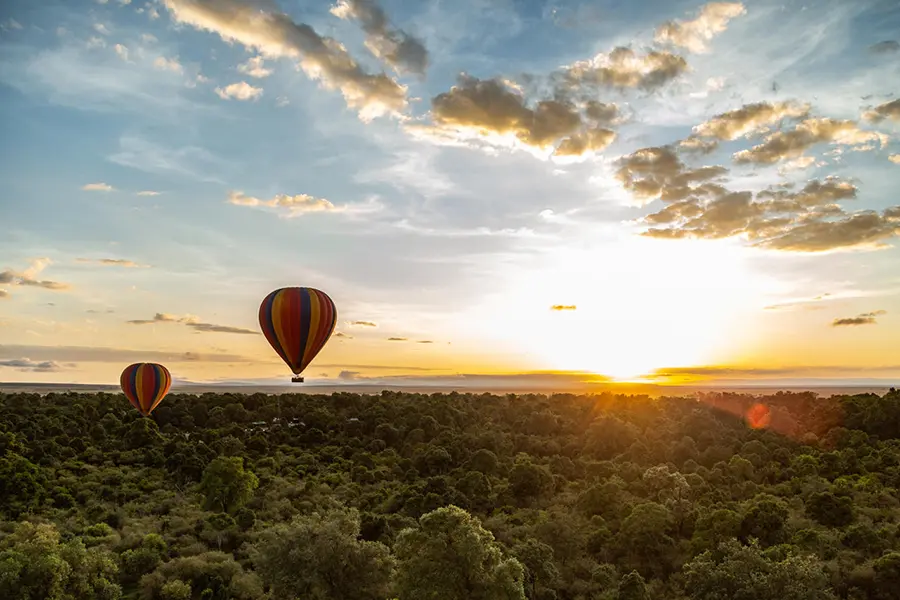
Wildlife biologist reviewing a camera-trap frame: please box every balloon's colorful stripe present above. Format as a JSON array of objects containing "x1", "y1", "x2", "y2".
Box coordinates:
[
  {"x1": 259, "y1": 287, "x2": 337, "y2": 376},
  {"x1": 120, "y1": 362, "x2": 171, "y2": 416}
]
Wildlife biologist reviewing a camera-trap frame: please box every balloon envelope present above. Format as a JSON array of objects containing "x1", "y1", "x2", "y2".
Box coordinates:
[
  {"x1": 120, "y1": 362, "x2": 172, "y2": 416},
  {"x1": 259, "y1": 287, "x2": 337, "y2": 377}
]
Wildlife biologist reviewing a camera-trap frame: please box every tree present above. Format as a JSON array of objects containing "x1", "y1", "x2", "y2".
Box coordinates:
[
  {"x1": 394, "y1": 505, "x2": 526, "y2": 600},
  {"x1": 805, "y1": 491, "x2": 854, "y2": 527},
  {"x1": 198, "y1": 456, "x2": 259, "y2": 514},
  {"x1": 617, "y1": 571, "x2": 649, "y2": 600},
  {"x1": 684, "y1": 539, "x2": 836, "y2": 600},
  {"x1": 512, "y1": 538, "x2": 559, "y2": 600},
  {"x1": 0, "y1": 452, "x2": 46, "y2": 518},
  {"x1": 251, "y1": 508, "x2": 394, "y2": 600},
  {"x1": 0, "y1": 522, "x2": 121, "y2": 600}
]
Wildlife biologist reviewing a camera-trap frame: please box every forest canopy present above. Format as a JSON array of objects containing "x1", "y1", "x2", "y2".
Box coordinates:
[{"x1": 1, "y1": 387, "x2": 899, "y2": 599}]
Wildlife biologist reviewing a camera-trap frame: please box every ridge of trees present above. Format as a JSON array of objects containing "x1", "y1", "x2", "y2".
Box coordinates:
[{"x1": 1, "y1": 387, "x2": 899, "y2": 599}]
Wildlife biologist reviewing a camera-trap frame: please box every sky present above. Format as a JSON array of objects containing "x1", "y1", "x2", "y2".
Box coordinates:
[{"x1": 1, "y1": 0, "x2": 899, "y2": 388}]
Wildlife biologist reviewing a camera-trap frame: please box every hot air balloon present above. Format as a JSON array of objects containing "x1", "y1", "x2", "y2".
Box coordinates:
[
  {"x1": 120, "y1": 362, "x2": 172, "y2": 417},
  {"x1": 259, "y1": 287, "x2": 337, "y2": 383}
]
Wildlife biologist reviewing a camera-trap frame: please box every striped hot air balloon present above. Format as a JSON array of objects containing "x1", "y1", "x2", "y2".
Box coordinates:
[
  {"x1": 259, "y1": 287, "x2": 337, "y2": 383},
  {"x1": 120, "y1": 362, "x2": 172, "y2": 417}
]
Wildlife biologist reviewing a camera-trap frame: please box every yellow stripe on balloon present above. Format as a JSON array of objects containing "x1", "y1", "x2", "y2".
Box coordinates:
[
  {"x1": 271, "y1": 290, "x2": 292, "y2": 368},
  {"x1": 135, "y1": 364, "x2": 146, "y2": 414},
  {"x1": 302, "y1": 290, "x2": 322, "y2": 369}
]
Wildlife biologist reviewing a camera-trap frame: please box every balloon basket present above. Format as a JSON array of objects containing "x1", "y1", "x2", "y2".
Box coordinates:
[{"x1": 291, "y1": 376, "x2": 304, "y2": 383}]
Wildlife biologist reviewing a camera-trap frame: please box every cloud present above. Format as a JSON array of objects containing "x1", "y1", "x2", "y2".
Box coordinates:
[
  {"x1": 350, "y1": 321, "x2": 377, "y2": 327},
  {"x1": 214, "y1": 81, "x2": 263, "y2": 101},
  {"x1": 1, "y1": 19, "x2": 23, "y2": 31},
  {"x1": 227, "y1": 190, "x2": 334, "y2": 214},
  {"x1": 863, "y1": 99, "x2": 900, "y2": 123},
  {"x1": 334, "y1": 331, "x2": 353, "y2": 339},
  {"x1": 0, "y1": 344, "x2": 252, "y2": 363},
  {"x1": 153, "y1": 55, "x2": 183, "y2": 73},
  {"x1": 227, "y1": 190, "x2": 380, "y2": 218},
  {"x1": 563, "y1": 46, "x2": 688, "y2": 92},
  {"x1": 686, "y1": 101, "x2": 810, "y2": 151},
  {"x1": 137, "y1": 190, "x2": 161, "y2": 196},
  {"x1": 82, "y1": 182, "x2": 115, "y2": 191},
  {"x1": 636, "y1": 165, "x2": 900, "y2": 252},
  {"x1": 330, "y1": 0, "x2": 429, "y2": 76},
  {"x1": 339, "y1": 370, "x2": 361, "y2": 380},
  {"x1": 646, "y1": 363, "x2": 900, "y2": 381},
  {"x1": 237, "y1": 56, "x2": 272, "y2": 78},
  {"x1": 114, "y1": 44, "x2": 130, "y2": 61},
  {"x1": 869, "y1": 40, "x2": 899, "y2": 54},
  {"x1": 890, "y1": 154, "x2": 900, "y2": 165},
  {"x1": 0, "y1": 358, "x2": 64, "y2": 373},
  {"x1": 832, "y1": 310, "x2": 886, "y2": 327},
  {"x1": 733, "y1": 118, "x2": 888, "y2": 165},
  {"x1": 387, "y1": 337, "x2": 407, "y2": 341},
  {"x1": 161, "y1": 0, "x2": 407, "y2": 119},
  {"x1": 654, "y1": 2, "x2": 747, "y2": 53},
  {"x1": 127, "y1": 312, "x2": 257, "y2": 334},
  {"x1": 0, "y1": 290, "x2": 8, "y2": 299},
  {"x1": 615, "y1": 145, "x2": 728, "y2": 204},
  {"x1": 416, "y1": 340, "x2": 433, "y2": 344},
  {"x1": 75, "y1": 258, "x2": 150, "y2": 268},
  {"x1": 94, "y1": 23, "x2": 111, "y2": 36},
  {"x1": 0, "y1": 259, "x2": 70, "y2": 294},
  {"x1": 420, "y1": 75, "x2": 616, "y2": 157},
  {"x1": 550, "y1": 304, "x2": 576, "y2": 311}
]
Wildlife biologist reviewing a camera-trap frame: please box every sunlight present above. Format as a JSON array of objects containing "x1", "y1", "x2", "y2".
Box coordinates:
[{"x1": 466, "y1": 234, "x2": 778, "y2": 380}]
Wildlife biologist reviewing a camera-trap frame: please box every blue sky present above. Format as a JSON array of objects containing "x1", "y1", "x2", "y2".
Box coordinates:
[{"x1": 1, "y1": 0, "x2": 899, "y2": 386}]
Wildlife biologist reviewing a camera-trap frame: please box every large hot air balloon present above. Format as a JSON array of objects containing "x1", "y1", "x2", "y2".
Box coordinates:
[
  {"x1": 259, "y1": 287, "x2": 337, "y2": 383},
  {"x1": 120, "y1": 362, "x2": 172, "y2": 417}
]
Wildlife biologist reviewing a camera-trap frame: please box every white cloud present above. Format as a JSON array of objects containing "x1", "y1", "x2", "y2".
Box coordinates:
[
  {"x1": 160, "y1": 0, "x2": 407, "y2": 119},
  {"x1": 114, "y1": 43, "x2": 130, "y2": 61},
  {"x1": 214, "y1": 81, "x2": 263, "y2": 101},
  {"x1": 82, "y1": 182, "x2": 115, "y2": 191},
  {"x1": 1, "y1": 19, "x2": 23, "y2": 31},
  {"x1": 93, "y1": 23, "x2": 111, "y2": 36},
  {"x1": 889, "y1": 154, "x2": 900, "y2": 165},
  {"x1": 654, "y1": 2, "x2": 747, "y2": 53},
  {"x1": 137, "y1": 190, "x2": 161, "y2": 196},
  {"x1": 141, "y1": 33, "x2": 158, "y2": 44},
  {"x1": 227, "y1": 190, "x2": 383, "y2": 218},
  {"x1": 237, "y1": 56, "x2": 272, "y2": 78},
  {"x1": 153, "y1": 55, "x2": 183, "y2": 73}
]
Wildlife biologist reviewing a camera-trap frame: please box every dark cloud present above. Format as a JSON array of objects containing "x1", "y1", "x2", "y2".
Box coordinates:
[
  {"x1": 426, "y1": 75, "x2": 617, "y2": 157},
  {"x1": 0, "y1": 358, "x2": 65, "y2": 372},
  {"x1": 161, "y1": 0, "x2": 407, "y2": 118},
  {"x1": 350, "y1": 320, "x2": 377, "y2": 327},
  {"x1": 416, "y1": 340, "x2": 434, "y2": 344},
  {"x1": 550, "y1": 305, "x2": 577, "y2": 311},
  {"x1": 127, "y1": 312, "x2": 257, "y2": 334},
  {"x1": 869, "y1": 40, "x2": 900, "y2": 54},
  {"x1": 334, "y1": 331, "x2": 353, "y2": 339},
  {"x1": 832, "y1": 310, "x2": 886, "y2": 327},
  {"x1": 0, "y1": 289, "x2": 8, "y2": 299},
  {"x1": 733, "y1": 118, "x2": 888, "y2": 164},
  {"x1": 0, "y1": 259, "x2": 70, "y2": 294},
  {"x1": 648, "y1": 363, "x2": 900, "y2": 379},
  {"x1": 339, "y1": 370, "x2": 361, "y2": 380},
  {"x1": 330, "y1": 0, "x2": 429, "y2": 76},
  {"x1": 635, "y1": 165, "x2": 900, "y2": 252},
  {"x1": 0, "y1": 344, "x2": 253, "y2": 364},
  {"x1": 614, "y1": 145, "x2": 728, "y2": 203},
  {"x1": 863, "y1": 99, "x2": 900, "y2": 123},
  {"x1": 387, "y1": 337, "x2": 407, "y2": 341}
]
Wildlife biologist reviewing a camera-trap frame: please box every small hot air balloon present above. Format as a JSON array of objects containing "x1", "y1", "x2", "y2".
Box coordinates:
[
  {"x1": 120, "y1": 362, "x2": 172, "y2": 417},
  {"x1": 259, "y1": 287, "x2": 337, "y2": 383}
]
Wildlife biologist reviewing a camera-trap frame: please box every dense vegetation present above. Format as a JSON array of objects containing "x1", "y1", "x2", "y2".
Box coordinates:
[{"x1": 1, "y1": 387, "x2": 900, "y2": 599}]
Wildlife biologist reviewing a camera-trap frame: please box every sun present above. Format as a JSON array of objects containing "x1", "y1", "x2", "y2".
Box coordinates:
[{"x1": 467, "y1": 234, "x2": 774, "y2": 380}]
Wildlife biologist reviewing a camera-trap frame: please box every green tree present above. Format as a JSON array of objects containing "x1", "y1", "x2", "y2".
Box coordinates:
[
  {"x1": 0, "y1": 522, "x2": 121, "y2": 600},
  {"x1": 394, "y1": 505, "x2": 526, "y2": 600},
  {"x1": 684, "y1": 539, "x2": 836, "y2": 600},
  {"x1": 251, "y1": 508, "x2": 394, "y2": 600},
  {"x1": 198, "y1": 456, "x2": 259, "y2": 514},
  {"x1": 0, "y1": 453, "x2": 46, "y2": 518}
]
